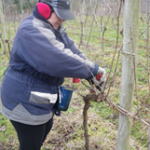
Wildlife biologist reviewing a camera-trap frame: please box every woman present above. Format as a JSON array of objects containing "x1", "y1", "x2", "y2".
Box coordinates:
[{"x1": 0, "y1": 0, "x2": 106, "y2": 149}]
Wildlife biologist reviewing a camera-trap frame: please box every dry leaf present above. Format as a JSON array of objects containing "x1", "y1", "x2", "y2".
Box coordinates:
[{"x1": 0, "y1": 125, "x2": 6, "y2": 132}]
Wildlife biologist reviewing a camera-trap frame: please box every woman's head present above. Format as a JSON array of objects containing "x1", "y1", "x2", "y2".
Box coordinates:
[
  {"x1": 38, "y1": 0, "x2": 74, "y2": 20},
  {"x1": 37, "y1": 0, "x2": 74, "y2": 29}
]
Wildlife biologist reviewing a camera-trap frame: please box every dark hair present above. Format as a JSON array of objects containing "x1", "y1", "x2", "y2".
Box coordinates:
[{"x1": 49, "y1": 6, "x2": 54, "y2": 13}]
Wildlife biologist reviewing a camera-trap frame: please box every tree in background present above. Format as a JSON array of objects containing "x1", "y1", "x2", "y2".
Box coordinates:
[
  {"x1": 23, "y1": 0, "x2": 37, "y2": 10},
  {"x1": 0, "y1": 0, "x2": 6, "y2": 38},
  {"x1": 13, "y1": 0, "x2": 37, "y2": 13},
  {"x1": 13, "y1": 0, "x2": 21, "y2": 13}
]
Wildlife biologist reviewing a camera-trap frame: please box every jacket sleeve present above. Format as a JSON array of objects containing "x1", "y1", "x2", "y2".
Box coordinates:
[
  {"x1": 65, "y1": 35, "x2": 87, "y2": 60},
  {"x1": 14, "y1": 24, "x2": 98, "y2": 79}
]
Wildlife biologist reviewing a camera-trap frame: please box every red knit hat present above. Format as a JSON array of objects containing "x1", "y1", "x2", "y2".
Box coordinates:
[{"x1": 37, "y1": 3, "x2": 51, "y2": 19}]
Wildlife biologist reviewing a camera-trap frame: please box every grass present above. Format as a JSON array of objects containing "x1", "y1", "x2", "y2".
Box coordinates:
[
  {"x1": 0, "y1": 14, "x2": 149, "y2": 149},
  {"x1": 0, "y1": 102, "x2": 19, "y2": 149}
]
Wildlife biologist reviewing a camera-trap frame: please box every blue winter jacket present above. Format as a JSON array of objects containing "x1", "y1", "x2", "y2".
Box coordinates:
[{"x1": 0, "y1": 6, "x2": 98, "y2": 125}]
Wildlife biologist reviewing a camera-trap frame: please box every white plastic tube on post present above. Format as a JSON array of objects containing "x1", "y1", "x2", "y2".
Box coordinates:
[{"x1": 116, "y1": 0, "x2": 141, "y2": 150}]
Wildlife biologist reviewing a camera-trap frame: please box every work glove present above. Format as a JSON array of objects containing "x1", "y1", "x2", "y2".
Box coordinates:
[{"x1": 90, "y1": 67, "x2": 106, "y2": 91}]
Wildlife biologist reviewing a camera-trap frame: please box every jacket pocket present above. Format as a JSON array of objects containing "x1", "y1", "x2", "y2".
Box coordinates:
[{"x1": 29, "y1": 91, "x2": 57, "y2": 104}]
